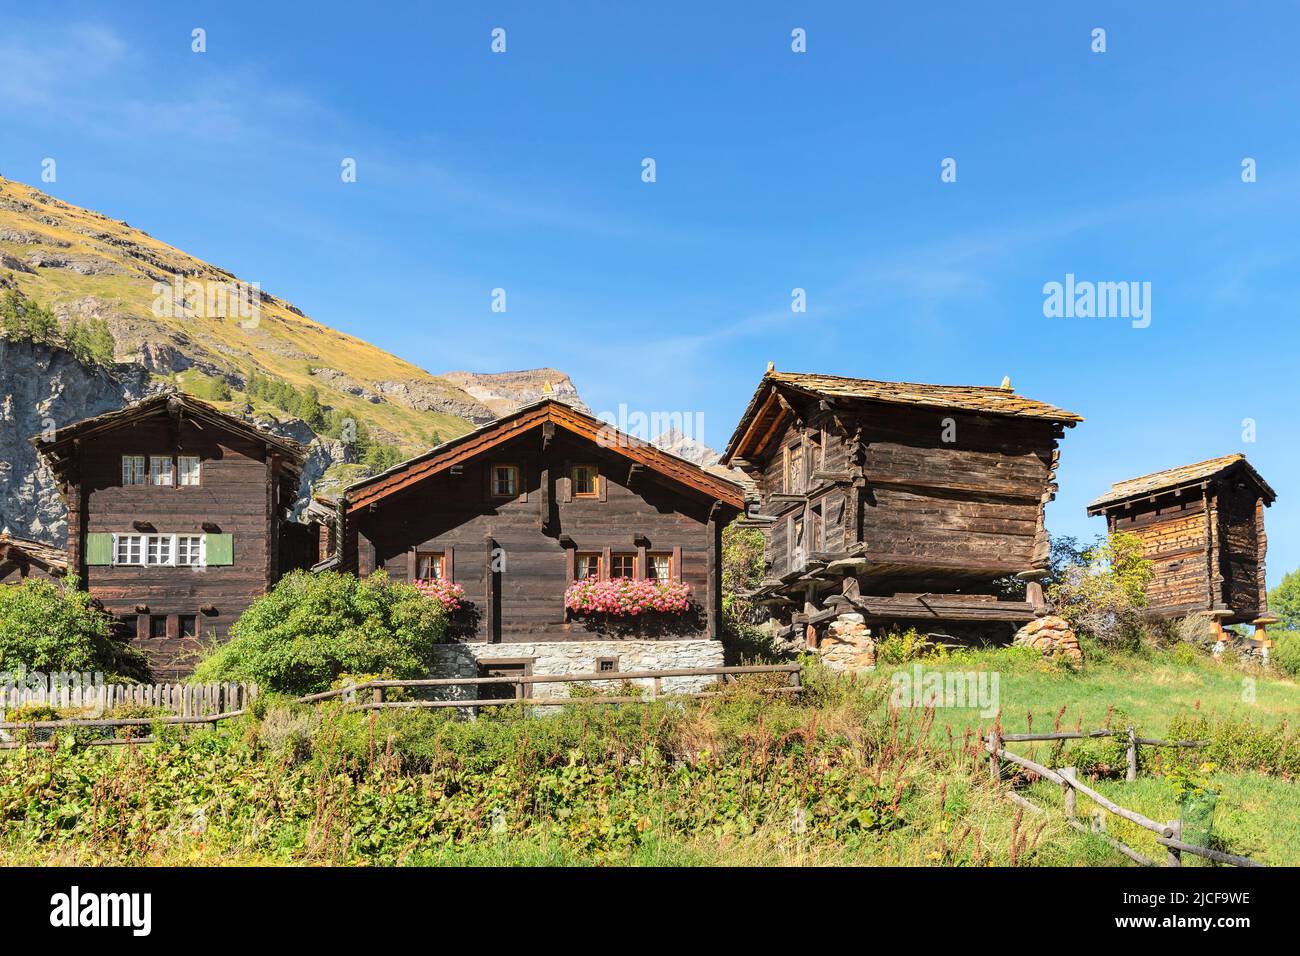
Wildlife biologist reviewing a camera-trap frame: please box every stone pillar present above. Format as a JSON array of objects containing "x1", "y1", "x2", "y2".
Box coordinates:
[{"x1": 818, "y1": 613, "x2": 875, "y2": 672}]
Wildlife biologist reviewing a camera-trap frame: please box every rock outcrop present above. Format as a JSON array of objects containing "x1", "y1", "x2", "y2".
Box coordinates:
[{"x1": 1012, "y1": 615, "x2": 1082, "y2": 662}]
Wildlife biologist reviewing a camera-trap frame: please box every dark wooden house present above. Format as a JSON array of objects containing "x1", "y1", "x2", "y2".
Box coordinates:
[
  {"x1": 1087, "y1": 454, "x2": 1276, "y2": 635},
  {"x1": 34, "y1": 393, "x2": 305, "y2": 677},
  {"x1": 721, "y1": 368, "x2": 1083, "y2": 644},
  {"x1": 0, "y1": 533, "x2": 67, "y2": 584},
  {"x1": 335, "y1": 399, "x2": 745, "y2": 690}
]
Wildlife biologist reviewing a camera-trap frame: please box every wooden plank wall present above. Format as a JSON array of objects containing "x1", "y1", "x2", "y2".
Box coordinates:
[{"x1": 351, "y1": 429, "x2": 723, "y2": 643}]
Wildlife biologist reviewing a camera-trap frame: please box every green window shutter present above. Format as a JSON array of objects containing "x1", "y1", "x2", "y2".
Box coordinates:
[
  {"x1": 205, "y1": 534, "x2": 233, "y2": 566},
  {"x1": 85, "y1": 533, "x2": 113, "y2": 566}
]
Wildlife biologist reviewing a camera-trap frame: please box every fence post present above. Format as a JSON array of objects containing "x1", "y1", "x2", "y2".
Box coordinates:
[
  {"x1": 1166, "y1": 820, "x2": 1182, "y2": 867},
  {"x1": 988, "y1": 731, "x2": 1001, "y2": 784},
  {"x1": 372, "y1": 686, "x2": 384, "y2": 706},
  {"x1": 1061, "y1": 767, "x2": 1077, "y2": 819},
  {"x1": 1126, "y1": 727, "x2": 1138, "y2": 783}
]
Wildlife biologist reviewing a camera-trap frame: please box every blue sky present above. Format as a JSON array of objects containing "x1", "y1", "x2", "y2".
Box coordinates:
[{"x1": 2, "y1": 2, "x2": 1298, "y2": 585}]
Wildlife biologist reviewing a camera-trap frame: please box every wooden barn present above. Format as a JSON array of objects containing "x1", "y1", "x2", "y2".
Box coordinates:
[
  {"x1": 720, "y1": 367, "x2": 1083, "y2": 648},
  {"x1": 335, "y1": 399, "x2": 745, "y2": 694},
  {"x1": 1087, "y1": 454, "x2": 1276, "y2": 635},
  {"x1": 34, "y1": 393, "x2": 306, "y2": 678},
  {"x1": 0, "y1": 532, "x2": 67, "y2": 584}
]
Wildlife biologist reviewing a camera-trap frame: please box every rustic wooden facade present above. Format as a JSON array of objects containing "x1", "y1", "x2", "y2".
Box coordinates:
[
  {"x1": 337, "y1": 399, "x2": 745, "y2": 644},
  {"x1": 34, "y1": 393, "x2": 305, "y2": 678},
  {"x1": 1087, "y1": 454, "x2": 1276, "y2": 630},
  {"x1": 0, "y1": 533, "x2": 67, "y2": 584},
  {"x1": 721, "y1": 368, "x2": 1083, "y2": 642}
]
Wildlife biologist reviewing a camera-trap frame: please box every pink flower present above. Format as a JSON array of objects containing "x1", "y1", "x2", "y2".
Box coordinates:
[
  {"x1": 414, "y1": 578, "x2": 466, "y2": 612},
  {"x1": 564, "y1": 578, "x2": 692, "y2": 616}
]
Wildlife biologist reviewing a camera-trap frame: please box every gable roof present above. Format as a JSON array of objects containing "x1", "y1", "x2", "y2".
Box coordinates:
[
  {"x1": 33, "y1": 392, "x2": 305, "y2": 480},
  {"x1": 345, "y1": 399, "x2": 745, "y2": 511},
  {"x1": 0, "y1": 533, "x2": 67, "y2": 573},
  {"x1": 1088, "y1": 453, "x2": 1276, "y2": 512},
  {"x1": 723, "y1": 370, "x2": 1083, "y2": 463}
]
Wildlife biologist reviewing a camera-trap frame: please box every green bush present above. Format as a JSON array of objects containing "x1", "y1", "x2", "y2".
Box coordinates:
[
  {"x1": 1272, "y1": 630, "x2": 1300, "y2": 679},
  {"x1": 1167, "y1": 711, "x2": 1300, "y2": 777},
  {"x1": 1268, "y1": 568, "x2": 1300, "y2": 631},
  {"x1": 0, "y1": 577, "x2": 149, "y2": 679},
  {"x1": 875, "y1": 627, "x2": 949, "y2": 664},
  {"x1": 1047, "y1": 532, "x2": 1153, "y2": 648},
  {"x1": 192, "y1": 571, "x2": 449, "y2": 695}
]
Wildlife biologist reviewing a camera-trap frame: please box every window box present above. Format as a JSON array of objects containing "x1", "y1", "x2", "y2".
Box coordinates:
[{"x1": 564, "y1": 578, "x2": 692, "y2": 617}]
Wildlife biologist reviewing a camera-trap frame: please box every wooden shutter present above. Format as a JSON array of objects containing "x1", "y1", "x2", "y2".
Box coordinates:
[
  {"x1": 85, "y1": 533, "x2": 113, "y2": 566},
  {"x1": 672, "y1": 545, "x2": 683, "y2": 582},
  {"x1": 206, "y1": 534, "x2": 234, "y2": 566}
]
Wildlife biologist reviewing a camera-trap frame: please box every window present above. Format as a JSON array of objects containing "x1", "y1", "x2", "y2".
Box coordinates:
[
  {"x1": 791, "y1": 516, "x2": 805, "y2": 569},
  {"x1": 150, "y1": 456, "x2": 174, "y2": 486},
  {"x1": 810, "y1": 504, "x2": 823, "y2": 553},
  {"x1": 149, "y1": 615, "x2": 168, "y2": 640},
  {"x1": 647, "y1": 552, "x2": 672, "y2": 581},
  {"x1": 416, "y1": 552, "x2": 445, "y2": 581},
  {"x1": 146, "y1": 534, "x2": 173, "y2": 566},
  {"x1": 610, "y1": 553, "x2": 636, "y2": 579},
  {"x1": 491, "y1": 464, "x2": 519, "y2": 497},
  {"x1": 178, "y1": 456, "x2": 201, "y2": 486},
  {"x1": 115, "y1": 534, "x2": 144, "y2": 566},
  {"x1": 122, "y1": 456, "x2": 146, "y2": 486},
  {"x1": 810, "y1": 433, "x2": 823, "y2": 475},
  {"x1": 597, "y1": 657, "x2": 619, "y2": 673},
  {"x1": 786, "y1": 444, "x2": 805, "y2": 493},
  {"x1": 177, "y1": 535, "x2": 203, "y2": 566},
  {"x1": 477, "y1": 660, "x2": 532, "y2": 700},
  {"x1": 571, "y1": 464, "x2": 598, "y2": 497},
  {"x1": 179, "y1": 615, "x2": 198, "y2": 638},
  {"x1": 575, "y1": 552, "x2": 601, "y2": 580}
]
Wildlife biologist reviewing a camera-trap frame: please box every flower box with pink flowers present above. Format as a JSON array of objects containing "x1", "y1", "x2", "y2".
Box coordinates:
[
  {"x1": 564, "y1": 578, "x2": 692, "y2": 617},
  {"x1": 413, "y1": 578, "x2": 466, "y2": 613}
]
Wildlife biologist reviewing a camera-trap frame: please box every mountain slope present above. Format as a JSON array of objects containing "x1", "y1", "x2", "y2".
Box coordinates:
[{"x1": 0, "y1": 175, "x2": 499, "y2": 452}]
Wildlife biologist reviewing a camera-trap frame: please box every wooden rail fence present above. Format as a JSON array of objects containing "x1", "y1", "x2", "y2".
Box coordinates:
[
  {"x1": 986, "y1": 729, "x2": 1262, "y2": 868},
  {"x1": 298, "y1": 663, "x2": 804, "y2": 709},
  {"x1": 0, "y1": 665, "x2": 800, "y2": 749}
]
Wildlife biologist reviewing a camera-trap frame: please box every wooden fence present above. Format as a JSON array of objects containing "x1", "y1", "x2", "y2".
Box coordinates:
[
  {"x1": 0, "y1": 665, "x2": 798, "y2": 748},
  {"x1": 297, "y1": 663, "x2": 803, "y2": 709},
  {"x1": 985, "y1": 729, "x2": 1262, "y2": 867},
  {"x1": 0, "y1": 679, "x2": 257, "y2": 720}
]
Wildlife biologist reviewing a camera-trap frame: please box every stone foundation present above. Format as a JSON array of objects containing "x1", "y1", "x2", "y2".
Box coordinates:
[
  {"x1": 1012, "y1": 615, "x2": 1082, "y2": 662},
  {"x1": 818, "y1": 613, "x2": 876, "y2": 673},
  {"x1": 428, "y1": 639, "x2": 725, "y2": 700}
]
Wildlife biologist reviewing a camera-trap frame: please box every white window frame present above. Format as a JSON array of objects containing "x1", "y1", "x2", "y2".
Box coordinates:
[
  {"x1": 113, "y1": 533, "x2": 144, "y2": 566},
  {"x1": 150, "y1": 456, "x2": 174, "y2": 486},
  {"x1": 111, "y1": 533, "x2": 206, "y2": 568},
  {"x1": 122, "y1": 456, "x2": 146, "y2": 486},
  {"x1": 178, "y1": 456, "x2": 201, "y2": 486},
  {"x1": 176, "y1": 535, "x2": 205, "y2": 567}
]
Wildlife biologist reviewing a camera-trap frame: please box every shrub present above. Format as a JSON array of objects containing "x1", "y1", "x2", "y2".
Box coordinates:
[
  {"x1": 1047, "y1": 532, "x2": 1153, "y2": 648},
  {"x1": 0, "y1": 577, "x2": 149, "y2": 680},
  {"x1": 1267, "y1": 568, "x2": 1300, "y2": 631},
  {"x1": 191, "y1": 570, "x2": 449, "y2": 695},
  {"x1": 1272, "y1": 630, "x2": 1300, "y2": 679},
  {"x1": 874, "y1": 627, "x2": 948, "y2": 664}
]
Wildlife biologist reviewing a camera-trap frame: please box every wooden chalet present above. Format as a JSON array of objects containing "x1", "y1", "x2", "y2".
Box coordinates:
[
  {"x1": 0, "y1": 532, "x2": 67, "y2": 584},
  {"x1": 336, "y1": 399, "x2": 745, "y2": 675},
  {"x1": 721, "y1": 367, "x2": 1083, "y2": 644},
  {"x1": 34, "y1": 393, "x2": 306, "y2": 677},
  {"x1": 1087, "y1": 454, "x2": 1276, "y2": 635}
]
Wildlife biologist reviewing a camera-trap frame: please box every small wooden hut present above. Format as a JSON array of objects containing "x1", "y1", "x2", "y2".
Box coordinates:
[
  {"x1": 0, "y1": 533, "x2": 67, "y2": 584},
  {"x1": 1087, "y1": 454, "x2": 1277, "y2": 637},
  {"x1": 721, "y1": 367, "x2": 1083, "y2": 645}
]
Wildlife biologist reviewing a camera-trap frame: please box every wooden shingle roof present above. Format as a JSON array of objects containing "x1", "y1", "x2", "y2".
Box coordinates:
[
  {"x1": 33, "y1": 391, "x2": 305, "y2": 480},
  {"x1": 723, "y1": 370, "x2": 1082, "y2": 463},
  {"x1": 1088, "y1": 453, "x2": 1276, "y2": 512},
  {"x1": 0, "y1": 533, "x2": 67, "y2": 573},
  {"x1": 345, "y1": 399, "x2": 745, "y2": 511}
]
